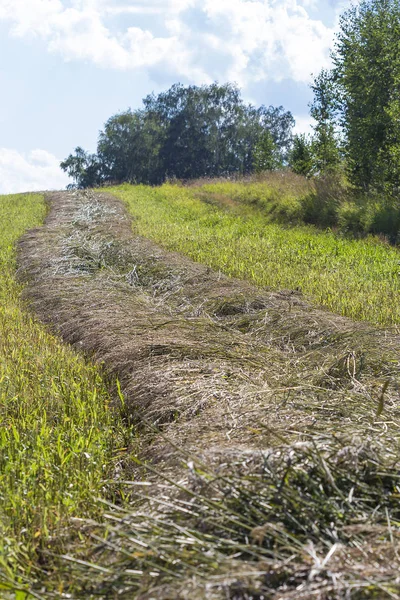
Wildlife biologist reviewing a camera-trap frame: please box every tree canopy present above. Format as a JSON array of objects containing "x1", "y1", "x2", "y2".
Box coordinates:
[
  {"x1": 61, "y1": 83, "x2": 294, "y2": 188},
  {"x1": 61, "y1": 0, "x2": 400, "y2": 197},
  {"x1": 312, "y1": 0, "x2": 400, "y2": 192}
]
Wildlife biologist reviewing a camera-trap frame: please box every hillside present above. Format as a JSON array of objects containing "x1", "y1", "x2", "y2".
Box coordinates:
[{"x1": 1, "y1": 185, "x2": 399, "y2": 598}]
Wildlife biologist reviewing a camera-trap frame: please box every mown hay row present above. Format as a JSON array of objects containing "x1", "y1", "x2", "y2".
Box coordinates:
[{"x1": 17, "y1": 190, "x2": 400, "y2": 599}]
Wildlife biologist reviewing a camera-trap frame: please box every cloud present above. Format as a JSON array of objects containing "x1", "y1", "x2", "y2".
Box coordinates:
[
  {"x1": 293, "y1": 114, "x2": 315, "y2": 135},
  {"x1": 0, "y1": 148, "x2": 70, "y2": 194},
  {"x1": 0, "y1": 0, "x2": 343, "y2": 86}
]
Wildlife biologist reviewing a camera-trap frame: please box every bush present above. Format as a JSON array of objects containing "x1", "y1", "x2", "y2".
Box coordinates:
[
  {"x1": 367, "y1": 196, "x2": 400, "y2": 242},
  {"x1": 338, "y1": 192, "x2": 400, "y2": 242},
  {"x1": 301, "y1": 174, "x2": 346, "y2": 228}
]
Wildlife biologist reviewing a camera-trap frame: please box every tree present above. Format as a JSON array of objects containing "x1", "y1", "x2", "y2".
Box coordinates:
[
  {"x1": 60, "y1": 147, "x2": 102, "y2": 189},
  {"x1": 253, "y1": 131, "x2": 282, "y2": 172},
  {"x1": 143, "y1": 83, "x2": 285, "y2": 179},
  {"x1": 61, "y1": 82, "x2": 295, "y2": 187},
  {"x1": 97, "y1": 110, "x2": 164, "y2": 185},
  {"x1": 258, "y1": 105, "x2": 295, "y2": 163},
  {"x1": 289, "y1": 134, "x2": 314, "y2": 177},
  {"x1": 145, "y1": 83, "x2": 233, "y2": 179},
  {"x1": 310, "y1": 70, "x2": 341, "y2": 174},
  {"x1": 332, "y1": 0, "x2": 400, "y2": 192},
  {"x1": 97, "y1": 111, "x2": 138, "y2": 183}
]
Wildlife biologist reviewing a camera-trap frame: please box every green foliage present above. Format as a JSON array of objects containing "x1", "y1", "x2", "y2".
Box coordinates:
[
  {"x1": 289, "y1": 134, "x2": 314, "y2": 177},
  {"x1": 310, "y1": 70, "x2": 342, "y2": 174},
  {"x1": 301, "y1": 174, "x2": 345, "y2": 227},
  {"x1": 144, "y1": 82, "x2": 257, "y2": 179},
  {"x1": 253, "y1": 130, "x2": 282, "y2": 172},
  {"x1": 193, "y1": 172, "x2": 311, "y2": 223},
  {"x1": 258, "y1": 104, "x2": 295, "y2": 162},
  {"x1": 62, "y1": 83, "x2": 294, "y2": 187},
  {"x1": 332, "y1": 0, "x2": 400, "y2": 192},
  {"x1": 364, "y1": 195, "x2": 400, "y2": 242},
  {"x1": 98, "y1": 109, "x2": 165, "y2": 185},
  {"x1": 111, "y1": 181, "x2": 400, "y2": 325},
  {"x1": 60, "y1": 147, "x2": 102, "y2": 189},
  {"x1": 0, "y1": 193, "x2": 121, "y2": 589}
]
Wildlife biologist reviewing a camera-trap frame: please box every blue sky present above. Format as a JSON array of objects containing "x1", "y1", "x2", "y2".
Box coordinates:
[{"x1": 0, "y1": 0, "x2": 353, "y2": 193}]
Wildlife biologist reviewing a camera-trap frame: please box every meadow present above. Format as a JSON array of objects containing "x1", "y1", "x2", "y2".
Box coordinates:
[
  {"x1": 112, "y1": 177, "x2": 400, "y2": 326},
  {"x1": 0, "y1": 193, "x2": 122, "y2": 596},
  {"x1": 2, "y1": 181, "x2": 400, "y2": 598}
]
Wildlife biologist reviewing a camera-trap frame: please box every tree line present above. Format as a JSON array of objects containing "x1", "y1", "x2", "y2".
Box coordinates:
[
  {"x1": 292, "y1": 0, "x2": 400, "y2": 197},
  {"x1": 61, "y1": 83, "x2": 294, "y2": 188},
  {"x1": 62, "y1": 0, "x2": 400, "y2": 203}
]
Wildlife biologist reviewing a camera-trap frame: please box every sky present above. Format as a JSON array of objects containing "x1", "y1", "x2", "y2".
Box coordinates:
[{"x1": 0, "y1": 0, "x2": 353, "y2": 193}]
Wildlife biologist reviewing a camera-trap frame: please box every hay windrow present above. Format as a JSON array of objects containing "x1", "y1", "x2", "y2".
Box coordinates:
[{"x1": 17, "y1": 189, "x2": 400, "y2": 598}]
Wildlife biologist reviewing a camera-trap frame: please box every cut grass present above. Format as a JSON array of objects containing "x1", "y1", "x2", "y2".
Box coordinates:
[
  {"x1": 43, "y1": 432, "x2": 400, "y2": 599},
  {"x1": 111, "y1": 182, "x2": 400, "y2": 326},
  {"x1": 3, "y1": 187, "x2": 400, "y2": 598},
  {"x1": 0, "y1": 193, "x2": 122, "y2": 594},
  {"x1": 17, "y1": 189, "x2": 400, "y2": 599}
]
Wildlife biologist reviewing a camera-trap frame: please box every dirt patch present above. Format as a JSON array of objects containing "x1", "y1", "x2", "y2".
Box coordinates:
[{"x1": 17, "y1": 190, "x2": 400, "y2": 599}]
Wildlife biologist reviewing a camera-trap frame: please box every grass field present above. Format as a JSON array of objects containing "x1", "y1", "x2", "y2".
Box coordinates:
[
  {"x1": 112, "y1": 180, "x2": 400, "y2": 326},
  {"x1": 2, "y1": 184, "x2": 400, "y2": 598},
  {"x1": 0, "y1": 193, "x2": 122, "y2": 595}
]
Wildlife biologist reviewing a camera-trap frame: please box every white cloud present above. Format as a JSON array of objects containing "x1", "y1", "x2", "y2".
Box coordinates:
[
  {"x1": 0, "y1": 0, "x2": 343, "y2": 85},
  {"x1": 0, "y1": 148, "x2": 70, "y2": 194},
  {"x1": 293, "y1": 114, "x2": 315, "y2": 135},
  {"x1": 193, "y1": 0, "x2": 335, "y2": 84}
]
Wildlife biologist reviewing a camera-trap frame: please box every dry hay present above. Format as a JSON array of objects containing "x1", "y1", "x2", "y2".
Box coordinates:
[{"x1": 17, "y1": 190, "x2": 400, "y2": 598}]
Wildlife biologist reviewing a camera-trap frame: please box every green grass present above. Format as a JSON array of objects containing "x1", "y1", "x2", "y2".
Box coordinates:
[
  {"x1": 111, "y1": 182, "x2": 400, "y2": 326},
  {"x1": 2, "y1": 186, "x2": 400, "y2": 598},
  {"x1": 0, "y1": 193, "x2": 122, "y2": 595},
  {"x1": 191, "y1": 171, "x2": 314, "y2": 223}
]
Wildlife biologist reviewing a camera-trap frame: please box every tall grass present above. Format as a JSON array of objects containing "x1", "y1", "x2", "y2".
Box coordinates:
[
  {"x1": 0, "y1": 193, "x2": 122, "y2": 594},
  {"x1": 190, "y1": 172, "x2": 400, "y2": 239},
  {"x1": 190, "y1": 171, "x2": 314, "y2": 224},
  {"x1": 110, "y1": 183, "x2": 400, "y2": 326}
]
